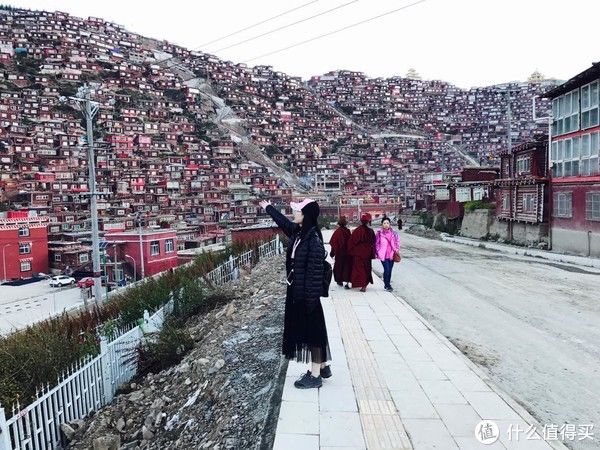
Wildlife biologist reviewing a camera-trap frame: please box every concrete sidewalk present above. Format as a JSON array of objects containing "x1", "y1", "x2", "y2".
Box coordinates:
[{"x1": 273, "y1": 273, "x2": 567, "y2": 450}]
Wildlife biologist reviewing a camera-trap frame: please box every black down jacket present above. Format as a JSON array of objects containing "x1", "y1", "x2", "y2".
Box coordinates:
[{"x1": 266, "y1": 205, "x2": 324, "y2": 311}]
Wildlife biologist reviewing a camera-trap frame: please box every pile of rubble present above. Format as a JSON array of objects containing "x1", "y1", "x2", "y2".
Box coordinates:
[
  {"x1": 405, "y1": 224, "x2": 443, "y2": 240},
  {"x1": 65, "y1": 255, "x2": 287, "y2": 450}
]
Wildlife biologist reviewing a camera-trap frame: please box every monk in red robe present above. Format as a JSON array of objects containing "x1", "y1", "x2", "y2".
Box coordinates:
[
  {"x1": 329, "y1": 216, "x2": 352, "y2": 288},
  {"x1": 348, "y1": 213, "x2": 376, "y2": 292}
]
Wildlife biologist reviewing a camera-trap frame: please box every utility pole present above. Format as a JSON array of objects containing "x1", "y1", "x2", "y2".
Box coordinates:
[
  {"x1": 506, "y1": 89, "x2": 513, "y2": 153},
  {"x1": 136, "y1": 212, "x2": 145, "y2": 279},
  {"x1": 74, "y1": 85, "x2": 103, "y2": 304}
]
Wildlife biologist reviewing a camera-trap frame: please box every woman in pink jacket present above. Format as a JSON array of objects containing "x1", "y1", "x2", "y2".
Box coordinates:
[{"x1": 375, "y1": 217, "x2": 400, "y2": 291}]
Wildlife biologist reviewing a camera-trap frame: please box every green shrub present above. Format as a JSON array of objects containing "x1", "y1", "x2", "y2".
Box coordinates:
[
  {"x1": 174, "y1": 278, "x2": 205, "y2": 319},
  {"x1": 419, "y1": 211, "x2": 434, "y2": 228},
  {"x1": 135, "y1": 287, "x2": 235, "y2": 376},
  {"x1": 135, "y1": 320, "x2": 194, "y2": 375},
  {"x1": 0, "y1": 239, "x2": 266, "y2": 408},
  {"x1": 445, "y1": 219, "x2": 460, "y2": 236},
  {"x1": 464, "y1": 200, "x2": 496, "y2": 212}
]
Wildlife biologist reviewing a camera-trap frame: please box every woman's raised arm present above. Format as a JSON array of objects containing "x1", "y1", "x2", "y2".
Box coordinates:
[{"x1": 260, "y1": 201, "x2": 296, "y2": 238}]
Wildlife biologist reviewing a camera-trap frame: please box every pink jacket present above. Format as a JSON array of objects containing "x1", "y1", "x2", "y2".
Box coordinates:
[{"x1": 375, "y1": 228, "x2": 400, "y2": 261}]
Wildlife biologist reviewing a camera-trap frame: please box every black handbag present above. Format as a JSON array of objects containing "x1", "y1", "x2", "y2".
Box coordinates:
[
  {"x1": 322, "y1": 255, "x2": 333, "y2": 297},
  {"x1": 317, "y1": 232, "x2": 332, "y2": 297}
]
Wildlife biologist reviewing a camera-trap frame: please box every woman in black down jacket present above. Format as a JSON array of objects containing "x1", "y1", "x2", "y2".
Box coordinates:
[{"x1": 259, "y1": 198, "x2": 331, "y2": 389}]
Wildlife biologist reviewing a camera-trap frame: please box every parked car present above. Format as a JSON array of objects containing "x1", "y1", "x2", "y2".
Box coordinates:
[
  {"x1": 76, "y1": 277, "x2": 95, "y2": 288},
  {"x1": 49, "y1": 275, "x2": 76, "y2": 287}
]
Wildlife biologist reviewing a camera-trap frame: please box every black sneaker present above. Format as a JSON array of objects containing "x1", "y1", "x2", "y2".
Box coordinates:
[
  {"x1": 294, "y1": 371, "x2": 322, "y2": 389},
  {"x1": 320, "y1": 365, "x2": 332, "y2": 379}
]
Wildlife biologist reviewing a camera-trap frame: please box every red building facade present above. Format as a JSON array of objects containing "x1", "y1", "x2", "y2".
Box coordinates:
[
  {"x1": 0, "y1": 211, "x2": 49, "y2": 280},
  {"x1": 493, "y1": 139, "x2": 550, "y2": 244},
  {"x1": 433, "y1": 167, "x2": 500, "y2": 219},
  {"x1": 104, "y1": 228, "x2": 178, "y2": 279},
  {"x1": 544, "y1": 63, "x2": 600, "y2": 256}
]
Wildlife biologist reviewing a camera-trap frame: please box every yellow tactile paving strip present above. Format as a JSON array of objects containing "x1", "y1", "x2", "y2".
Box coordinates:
[{"x1": 333, "y1": 292, "x2": 413, "y2": 450}]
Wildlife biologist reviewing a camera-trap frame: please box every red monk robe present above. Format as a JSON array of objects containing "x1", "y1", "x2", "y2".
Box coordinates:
[
  {"x1": 348, "y1": 223, "x2": 375, "y2": 289},
  {"x1": 329, "y1": 225, "x2": 352, "y2": 284}
]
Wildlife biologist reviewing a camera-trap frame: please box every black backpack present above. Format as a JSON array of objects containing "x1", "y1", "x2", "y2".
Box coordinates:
[{"x1": 319, "y1": 236, "x2": 333, "y2": 297}]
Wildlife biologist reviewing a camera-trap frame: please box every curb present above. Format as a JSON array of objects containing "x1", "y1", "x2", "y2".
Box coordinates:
[{"x1": 440, "y1": 234, "x2": 600, "y2": 270}]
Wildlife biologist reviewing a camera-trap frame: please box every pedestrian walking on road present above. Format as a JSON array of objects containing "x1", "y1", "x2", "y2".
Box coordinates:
[
  {"x1": 329, "y1": 216, "x2": 352, "y2": 289},
  {"x1": 348, "y1": 213, "x2": 376, "y2": 292},
  {"x1": 259, "y1": 198, "x2": 332, "y2": 389},
  {"x1": 375, "y1": 217, "x2": 401, "y2": 291}
]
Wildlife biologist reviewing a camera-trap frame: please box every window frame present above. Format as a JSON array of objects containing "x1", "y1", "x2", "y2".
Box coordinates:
[
  {"x1": 586, "y1": 191, "x2": 600, "y2": 221},
  {"x1": 150, "y1": 240, "x2": 160, "y2": 256},
  {"x1": 502, "y1": 193, "x2": 510, "y2": 211},
  {"x1": 553, "y1": 192, "x2": 573, "y2": 218},
  {"x1": 79, "y1": 253, "x2": 89, "y2": 263},
  {"x1": 18, "y1": 243, "x2": 31, "y2": 255},
  {"x1": 516, "y1": 156, "x2": 531, "y2": 174},
  {"x1": 552, "y1": 89, "x2": 580, "y2": 136},
  {"x1": 18, "y1": 227, "x2": 30, "y2": 237},
  {"x1": 581, "y1": 80, "x2": 599, "y2": 130},
  {"x1": 20, "y1": 260, "x2": 32, "y2": 272},
  {"x1": 165, "y1": 238, "x2": 174, "y2": 253},
  {"x1": 551, "y1": 132, "x2": 600, "y2": 178},
  {"x1": 522, "y1": 193, "x2": 535, "y2": 213}
]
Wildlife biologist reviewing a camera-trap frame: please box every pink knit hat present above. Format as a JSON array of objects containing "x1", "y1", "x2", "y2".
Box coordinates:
[{"x1": 290, "y1": 198, "x2": 315, "y2": 212}]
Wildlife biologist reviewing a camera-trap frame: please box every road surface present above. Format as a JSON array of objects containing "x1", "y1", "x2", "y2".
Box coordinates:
[
  {"x1": 375, "y1": 231, "x2": 600, "y2": 449},
  {"x1": 0, "y1": 281, "x2": 86, "y2": 334}
]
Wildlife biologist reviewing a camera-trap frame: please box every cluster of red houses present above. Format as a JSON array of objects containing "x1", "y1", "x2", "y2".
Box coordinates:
[
  {"x1": 0, "y1": 209, "x2": 192, "y2": 282},
  {"x1": 0, "y1": 5, "x2": 597, "y2": 286},
  {"x1": 307, "y1": 70, "x2": 559, "y2": 166},
  {"x1": 428, "y1": 63, "x2": 600, "y2": 257}
]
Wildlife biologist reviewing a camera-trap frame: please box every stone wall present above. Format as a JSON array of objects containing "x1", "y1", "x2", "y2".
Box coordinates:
[
  {"x1": 551, "y1": 228, "x2": 600, "y2": 257},
  {"x1": 489, "y1": 219, "x2": 509, "y2": 240},
  {"x1": 511, "y1": 222, "x2": 549, "y2": 246},
  {"x1": 461, "y1": 210, "x2": 549, "y2": 248},
  {"x1": 460, "y1": 209, "x2": 493, "y2": 239}
]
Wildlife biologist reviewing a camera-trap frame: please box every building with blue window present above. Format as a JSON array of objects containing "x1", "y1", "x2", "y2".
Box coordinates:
[{"x1": 544, "y1": 62, "x2": 600, "y2": 256}]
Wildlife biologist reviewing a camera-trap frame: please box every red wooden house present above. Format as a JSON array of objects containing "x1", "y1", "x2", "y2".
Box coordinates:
[
  {"x1": 494, "y1": 138, "x2": 550, "y2": 244},
  {"x1": 433, "y1": 168, "x2": 499, "y2": 219}
]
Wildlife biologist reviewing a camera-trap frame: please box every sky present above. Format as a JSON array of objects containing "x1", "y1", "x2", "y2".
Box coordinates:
[{"x1": 6, "y1": 0, "x2": 600, "y2": 88}]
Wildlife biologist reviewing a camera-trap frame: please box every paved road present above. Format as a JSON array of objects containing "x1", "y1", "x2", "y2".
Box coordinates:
[
  {"x1": 374, "y1": 231, "x2": 600, "y2": 449},
  {"x1": 0, "y1": 281, "x2": 86, "y2": 334}
]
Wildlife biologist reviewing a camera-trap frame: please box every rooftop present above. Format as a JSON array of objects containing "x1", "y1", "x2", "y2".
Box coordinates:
[{"x1": 543, "y1": 62, "x2": 600, "y2": 98}]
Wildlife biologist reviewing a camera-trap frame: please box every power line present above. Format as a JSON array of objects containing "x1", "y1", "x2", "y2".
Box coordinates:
[
  {"x1": 157, "y1": 2, "x2": 324, "y2": 70},
  {"x1": 243, "y1": 0, "x2": 427, "y2": 63},
  {"x1": 211, "y1": 0, "x2": 360, "y2": 53},
  {"x1": 200, "y1": 0, "x2": 321, "y2": 47}
]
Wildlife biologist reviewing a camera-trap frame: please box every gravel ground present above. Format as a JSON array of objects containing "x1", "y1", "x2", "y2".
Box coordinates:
[
  {"x1": 404, "y1": 225, "x2": 444, "y2": 240},
  {"x1": 65, "y1": 254, "x2": 288, "y2": 450}
]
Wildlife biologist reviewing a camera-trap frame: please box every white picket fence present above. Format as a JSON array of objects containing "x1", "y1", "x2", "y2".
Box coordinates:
[
  {"x1": 205, "y1": 236, "x2": 281, "y2": 287},
  {"x1": 0, "y1": 236, "x2": 282, "y2": 450}
]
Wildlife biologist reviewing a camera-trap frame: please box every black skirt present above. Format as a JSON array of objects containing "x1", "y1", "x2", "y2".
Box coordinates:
[{"x1": 282, "y1": 285, "x2": 331, "y2": 364}]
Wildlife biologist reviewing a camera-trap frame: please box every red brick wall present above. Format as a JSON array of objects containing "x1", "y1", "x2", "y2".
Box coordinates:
[{"x1": 0, "y1": 224, "x2": 48, "y2": 279}]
